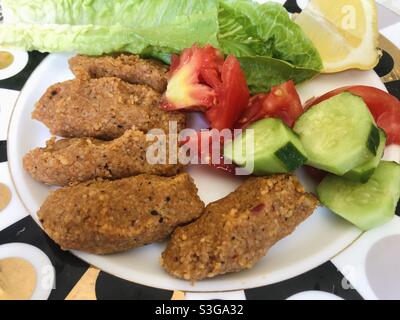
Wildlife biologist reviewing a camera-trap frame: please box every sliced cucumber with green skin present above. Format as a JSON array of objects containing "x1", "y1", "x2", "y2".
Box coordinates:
[
  {"x1": 317, "y1": 161, "x2": 400, "y2": 231},
  {"x1": 343, "y1": 129, "x2": 386, "y2": 183},
  {"x1": 294, "y1": 92, "x2": 379, "y2": 176},
  {"x1": 224, "y1": 118, "x2": 308, "y2": 175},
  {"x1": 367, "y1": 125, "x2": 381, "y2": 156}
]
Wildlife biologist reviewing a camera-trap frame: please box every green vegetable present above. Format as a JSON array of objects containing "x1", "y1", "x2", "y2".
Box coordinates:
[
  {"x1": 2, "y1": 0, "x2": 218, "y2": 29},
  {"x1": 317, "y1": 161, "x2": 400, "y2": 231},
  {"x1": 294, "y1": 93, "x2": 377, "y2": 176},
  {"x1": 344, "y1": 129, "x2": 386, "y2": 183},
  {"x1": 218, "y1": 0, "x2": 322, "y2": 93},
  {"x1": 238, "y1": 56, "x2": 320, "y2": 94},
  {"x1": 224, "y1": 118, "x2": 308, "y2": 175},
  {"x1": 0, "y1": 24, "x2": 142, "y2": 56},
  {"x1": 0, "y1": 0, "x2": 322, "y2": 92},
  {"x1": 0, "y1": 0, "x2": 220, "y2": 56},
  {"x1": 367, "y1": 125, "x2": 380, "y2": 156}
]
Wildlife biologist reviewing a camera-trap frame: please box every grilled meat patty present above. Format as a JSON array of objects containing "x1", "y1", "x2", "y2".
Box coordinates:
[
  {"x1": 38, "y1": 173, "x2": 205, "y2": 255},
  {"x1": 33, "y1": 77, "x2": 185, "y2": 140},
  {"x1": 69, "y1": 54, "x2": 168, "y2": 93},
  {"x1": 23, "y1": 129, "x2": 183, "y2": 186},
  {"x1": 161, "y1": 174, "x2": 318, "y2": 281}
]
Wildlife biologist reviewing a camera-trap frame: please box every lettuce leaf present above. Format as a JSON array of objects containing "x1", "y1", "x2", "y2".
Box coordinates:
[
  {"x1": 239, "y1": 56, "x2": 321, "y2": 94},
  {"x1": 219, "y1": 0, "x2": 322, "y2": 93},
  {"x1": 0, "y1": 0, "x2": 219, "y2": 55},
  {"x1": 0, "y1": 23, "x2": 146, "y2": 55},
  {"x1": 2, "y1": 0, "x2": 217, "y2": 29},
  {"x1": 0, "y1": 0, "x2": 322, "y2": 93}
]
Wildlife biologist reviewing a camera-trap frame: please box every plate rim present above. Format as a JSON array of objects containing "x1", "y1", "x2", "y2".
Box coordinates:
[{"x1": 6, "y1": 52, "x2": 379, "y2": 292}]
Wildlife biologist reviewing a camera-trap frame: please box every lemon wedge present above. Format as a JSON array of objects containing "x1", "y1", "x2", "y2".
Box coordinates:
[{"x1": 294, "y1": 0, "x2": 379, "y2": 73}]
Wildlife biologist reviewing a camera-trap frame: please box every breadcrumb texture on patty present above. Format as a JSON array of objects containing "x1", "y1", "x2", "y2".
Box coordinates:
[
  {"x1": 38, "y1": 173, "x2": 205, "y2": 255},
  {"x1": 33, "y1": 77, "x2": 185, "y2": 140},
  {"x1": 161, "y1": 174, "x2": 319, "y2": 281},
  {"x1": 23, "y1": 129, "x2": 183, "y2": 186},
  {"x1": 69, "y1": 54, "x2": 168, "y2": 93}
]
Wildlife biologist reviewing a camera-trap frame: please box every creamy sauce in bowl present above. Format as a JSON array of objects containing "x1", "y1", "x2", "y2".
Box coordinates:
[
  {"x1": 0, "y1": 51, "x2": 14, "y2": 70},
  {"x1": 0, "y1": 183, "x2": 11, "y2": 212},
  {"x1": 0, "y1": 258, "x2": 37, "y2": 300}
]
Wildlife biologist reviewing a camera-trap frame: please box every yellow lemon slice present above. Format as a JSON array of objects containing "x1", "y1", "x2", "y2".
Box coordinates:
[{"x1": 295, "y1": 0, "x2": 379, "y2": 73}]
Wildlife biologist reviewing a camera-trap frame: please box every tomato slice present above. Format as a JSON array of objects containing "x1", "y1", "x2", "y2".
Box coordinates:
[
  {"x1": 164, "y1": 46, "x2": 250, "y2": 172},
  {"x1": 305, "y1": 85, "x2": 400, "y2": 145},
  {"x1": 206, "y1": 55, "x2": 250, "y2": 130},
  {"x1": 163, "y1": 46, "x2": 249, "y2": 130},
  {"x1": 199, "y1": 46, "x2": 224, "y2": 90},
  {"x1": 378, "y1": 110, "x2": 400, "y2": 145},
  {"x1": 237, "y1": 80, "x2": 303, "y2": 128},
  {"x1": 169, "y1": 54, "x2": 181, "y2": 74},
  {"x1": 305, "y1": 86, "x2": 400, "y2": 118},
  {"x1": 162, "y1": 45, "x2": 222, "y2": 111},
  {"x1": 183, "y1": 131, "x2": 237, "y2": 174}
]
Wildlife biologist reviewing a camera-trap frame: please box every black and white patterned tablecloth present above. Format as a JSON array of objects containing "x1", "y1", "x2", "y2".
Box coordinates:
[{"x1": 0, "y1": 1, "x2": 399, "y2": 300}]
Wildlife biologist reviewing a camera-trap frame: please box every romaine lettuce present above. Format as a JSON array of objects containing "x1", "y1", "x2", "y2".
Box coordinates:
[
  {"x1": 2, "y1": 0, "x2": 217, "y2": 29},
  {"x1": 219, "y1": 0, "x2": 322, "y2": 92},
  {"x1": 0, "y1": 0, "x2": 219, "y2": 56},
  {"x1": 0, "y1": 0, "x2": 322, "y2": 93}
]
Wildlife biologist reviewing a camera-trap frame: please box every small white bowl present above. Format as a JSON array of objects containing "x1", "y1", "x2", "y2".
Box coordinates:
[{"x1": 0, "y1": 242, "x2": 55, "y2": 300}]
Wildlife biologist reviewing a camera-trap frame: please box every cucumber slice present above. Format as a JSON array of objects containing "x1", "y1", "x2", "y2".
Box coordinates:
[
  {"x1": 317, "y1": 161, "x2": 400, "y2": 231},
  {"x1": 294, "y1": 92, "x2": 377, "y2": 175},
  {"x1": 224, "y1": 118, "x2": 307, "y2": 175},
  {"x1": 344, "y1": 129, "x2": 386, "y2": 183},
  {"x1": 367, "y1": 125, "x2": 381, "y2": 156}
]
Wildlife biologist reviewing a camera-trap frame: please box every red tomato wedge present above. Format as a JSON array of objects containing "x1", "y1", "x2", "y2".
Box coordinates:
[
  {"x1": 305, "y1": 86, "x2": 400, "y2": 145},
  {"x1": 206, "y1": 55, "x2": 250, "y2": 130},
  {"x1": 237, "y1": 80, "x2": 303, "y2": 128},
  {"x1": 163, "y1": 45, "x2": 223, "y2": 111},
  {"x1": 182, "y1": 131, "x2": 237, "y2": 174},
  {"x1": 377, "y1": 110, "x2": 400, "y2": 145},
  {"x1": 169, "y1": 54, "x2": 181, "y2": 74},
  {"x1": 199, "y1": 47, "x2": 224, "y2": 90},
  {"x1": 163, "y1": 45, "x2": 249, "y2": 130}
]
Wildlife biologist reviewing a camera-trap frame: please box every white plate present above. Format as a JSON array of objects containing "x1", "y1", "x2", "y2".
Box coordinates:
[{"x1": 7, "y1": 52, "x2": 387, "y2": 292}]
